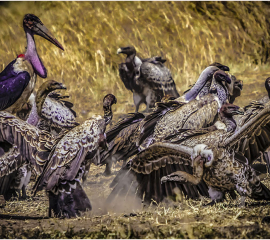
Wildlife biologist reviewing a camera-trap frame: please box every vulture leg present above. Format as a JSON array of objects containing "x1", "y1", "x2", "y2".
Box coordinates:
[
  {"x1": 133, "y1": 92, "x2": 145, "y2": 113},
  {"x1": 204, "y1": 187, "x2": 224, "y2": 206},
  {"x1": 103, "y1": 160, "x2": 112, "y2": 176}
]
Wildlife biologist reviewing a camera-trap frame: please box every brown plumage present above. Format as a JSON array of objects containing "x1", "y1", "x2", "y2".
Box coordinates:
[
  {"x1": 33, "y1": 94, "x2": 116, "y2": 217},
  {"x1": 117, "y1": 46, "x2": 179, "y2": 112},
  {"x1": 107, "y1": 100, "x2": 270, "y2": 206},
  {"x1": 161, "y1": 145, "x2": 270, "y2": 205}
]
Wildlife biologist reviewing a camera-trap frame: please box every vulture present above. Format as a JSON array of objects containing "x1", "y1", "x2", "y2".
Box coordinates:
[
  {"x1": 27, "y1": 80, "x2": 79, "y2": 135},
  {"x1": 117, "y1": 46, "x2": 180, "y2": 112},
  {"x1": 100, "y1": 66, "x2": 242, "y2": 175},
  {"x1": 0, "y1": 14, "x2": 64, "y2": 114},
  {"x1": 32, "y1": 94, "x2": 117, "y2": 218},
  {"x1": 0, "y1": 80, "x2": 77, "y2": 200},
  {"x1": 107, "y1": 100, "x2": 270, "y2": 206}
]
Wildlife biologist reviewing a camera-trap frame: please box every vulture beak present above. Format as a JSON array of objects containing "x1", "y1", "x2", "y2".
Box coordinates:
[
  {"x1": 117, "y1": 48, "x2": 122, "y2": 54},
  {"x1": 58, "y1": 83, "x2": 67, "y2": 90},
  {"x1": 34, "y1": 22, "x2": 64, "y2": 51}
]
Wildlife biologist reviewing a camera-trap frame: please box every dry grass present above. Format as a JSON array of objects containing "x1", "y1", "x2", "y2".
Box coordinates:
[
  {"x1": 1, "y1": 2, "x2": 270, "y2": 119},
  {"x1": 1, "y1": 165, "x2": 270, "y2": 238},
  {"x1": 2, "y1": 1, "x2": 270, "y2": 238}
]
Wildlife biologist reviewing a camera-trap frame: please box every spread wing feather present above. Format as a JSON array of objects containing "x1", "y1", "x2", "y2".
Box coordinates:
[
  {"x1": 106, "y1": 112, "x2": 145, "y2": 144},
  {"x1": 107, "y1": 143, "x2": 209, "y2": 206},
  {"x1": 34, "y1": 118, "x2": 105, "y2": 193},
  {"x1": 221, "y1": 101, "x2": 270, "y2": 164},
  {"x1": 0, "y1": 111, "x2": 56, "y2": 175}
]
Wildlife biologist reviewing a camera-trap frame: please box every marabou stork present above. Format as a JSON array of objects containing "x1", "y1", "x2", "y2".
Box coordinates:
[{"x1": 0, "y1": 14, "x2": 64, "y2": 114}]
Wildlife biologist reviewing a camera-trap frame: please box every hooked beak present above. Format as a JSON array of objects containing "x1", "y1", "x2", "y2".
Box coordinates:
[
  {"x1": 34, "y1": 22, "x2": 64, "y2": 51},
  {"x1": 117, "y1": 48, "x2": 122, "y2": 54},
  {"x1": 57, "y1": 83, "x2": 67, "y2": 90},
  {"x1": 236, "y1": 80, "x2": 243, "y2": 90}
]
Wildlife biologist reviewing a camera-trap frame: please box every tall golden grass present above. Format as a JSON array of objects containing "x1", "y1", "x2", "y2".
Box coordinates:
[{"x1": 1, "y1": 1, "x2": 270, "y2": 121}]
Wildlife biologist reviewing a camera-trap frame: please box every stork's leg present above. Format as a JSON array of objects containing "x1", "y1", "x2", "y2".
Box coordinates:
[{"x1": 133, "y1": 92, "x2": 145, "y2": 113}]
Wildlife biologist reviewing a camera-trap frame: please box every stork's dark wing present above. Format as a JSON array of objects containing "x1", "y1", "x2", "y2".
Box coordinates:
[
  {"x1": 0, "y1": 111, "x2": 55, "y2": 175},
  {"x1": 139, "y1": 62, "x2": 179, "y2": 98},
  {"x1": 221, "y1": 101, "x2": 270, "y2": 164},
  {"x1": 107, "y1": 143, "x2": 209, "y2": 207},
  {"x1": 0, "y1": 60, "x2": 30, "y2": 110},
  {"x1": 34, "y1": 118, "x2": 105, "y2": 193}
]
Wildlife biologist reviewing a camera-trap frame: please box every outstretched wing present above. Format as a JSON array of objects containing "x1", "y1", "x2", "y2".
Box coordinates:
[
  {"x1": 107, "y1": 143, "x2": 209, "y2": 207},
  {"x1": 221, "y1": 101, "x2": 270, "y2": 164},
  {"x1": 0, "y1": 111, "x2": 55, "y2": 175},
  {"x1": 34, "y1": 118, "x2": 105, "y2": 193},
  {"x1": 106, "y1": 112, "x2": 145, "y2": 143},
  {"x1": 137, "y1": 100, "x2": 185, "y2": 146}
]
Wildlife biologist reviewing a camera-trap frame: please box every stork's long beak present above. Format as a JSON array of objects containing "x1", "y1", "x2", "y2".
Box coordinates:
[
  {"x1": 117, "y1": 48, "x2": 122, "y2": 54},
  {"x1": 34, "y1": 22, "x2": 64, "y2": 51}
]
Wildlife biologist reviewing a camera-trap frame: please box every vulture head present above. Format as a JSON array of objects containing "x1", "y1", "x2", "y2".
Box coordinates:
[
  {"x1": 220, "y1": 102, "x2": 244, "y2": 117},
  {"x1": 265, "y1": 77, "x2": 270, "y2": 98},
  {"x1": 117, "y1": 46, "x2": 136, "y2": 56},
  {"x1": 209, "y1": 62, "x2": 230, "y2": 72},
  {"x1": 103, "y1": 94, "x2": 117, "y2": 125},
  {"x1": 227, "y1": 75, "x2": 243, "y2": 104},
  {"x1": 38, "y1": 80, "x2": 66, "y2": 96}
]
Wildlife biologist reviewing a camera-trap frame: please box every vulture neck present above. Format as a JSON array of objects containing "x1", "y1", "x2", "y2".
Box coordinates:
[
  {"x1": 36, "y1": 87, "x2": 52, "y2": 116},
  {"x1": 24, "y1": 28, "x2": 47, "y2": 78},
  {"x1": 219, "y1": 112, "x2": 237, "y2": 132},
  {"x1": 125, "y1": 53, "x2": 136, "y2": 72},
  {"x1": 185, "y1": 66, "x2": 219, "y2": 102},
  {"x1": 103, "y1": 104, "x2": 113, "y2": 125},
  {"x1": 26, "y1": 94, "x2": 40, "y2": 126}
]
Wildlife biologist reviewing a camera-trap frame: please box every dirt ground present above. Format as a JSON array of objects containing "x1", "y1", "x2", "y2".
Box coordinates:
[{"x1": 1, "y1": 164, "x2": 270, "y2": 239}]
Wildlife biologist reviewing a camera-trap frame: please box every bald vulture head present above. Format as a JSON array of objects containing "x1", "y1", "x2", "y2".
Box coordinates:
[
  {"x1": 103, "y1": 94, "x2": 117, "y2": 125},
  {"x1": 209, "y1": 62, "x2": 230, "y2": 72},
  {"x1": 265, "y1": 77, "x2": 270, "y2": 98}
]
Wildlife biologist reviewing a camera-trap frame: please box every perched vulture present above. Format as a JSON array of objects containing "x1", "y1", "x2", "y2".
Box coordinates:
[{"x1": 117, "y1": 46, "x2": 180, "y2": 112}]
